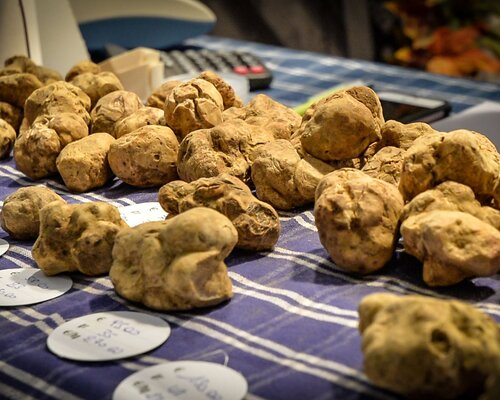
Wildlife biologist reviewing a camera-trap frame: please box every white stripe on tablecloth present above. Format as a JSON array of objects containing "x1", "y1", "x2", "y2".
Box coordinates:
[
  {"x1": 230, "y1": 272, "x2": 357, "y2": 317},
  {"x1": 0, "y1": 362, "x2": 83, "y2": 400},
  {"x1": 44, "y1": 179, "x2": 135, "y2": 207},
  {"x1": 75, "y1": 272, "x2": 359, "y2": 326},
  {"x1": 0, "y1": 167, "x2": 44, "y2": 188},
  {"x1": 32, "y1": 320, "x2": 54, "y2": 335},
  {"x1": 0, "y1": 382, "x2": 38, "y2": 400},
  {"x1": 279, "y1": 211, "x2": 316, "y2": 229},
  {"x1": 268, "y1": 249, "x2": 357, "y2": 278},
  {"x1": 20, "y1": 308, "x2": 66, "y2": 325},
  {"x1": 170, "y1": 317, "x2": 393, "y2": 399},
  {"x1": 140, "y1": 355, "x2": 170, "y2": 365},
  {"x1": 0, "y1": 165, "x2": 133, "y2": 207},
  {"x1": 183, "y1": 313, "x2": 364, "y2": 379},
  {"x1": 245, "y1": 393, "x2": 267, "y2": 400},
  {"x1": 72, "y1": 282, "x2": 110, "y2": 295},
  {"x1": 84, "y1": 275, "x2": 114, "y2": 288},
  {"x1": 3, "y1": 254, "x2": 34, "y2": 269},
  {"x1": 271, "y1": 247, "x2": 500, "y2": 315},
  {"x1": 119, "y1": 361, "x2": 150, "y2": 371},
  {"x1": 303, "y1": 211, "x2": 315, "y2": 220},
  {"x1": 232, "y1": 286, "x2": 357, "y2": 328},
  {"x1": 476, "y1": 302, "x2": 500, "y2": 314},
  {"x1": 0, "y1": 310, "x2": 32, "y2": 326},
  {"x1": 75, "y1": 274, "x2": 113, "y2": 286},
  {"x1": 73, "y1": 278, "x2": 358, "y2": 327},
  {"x1": 293, "y1": 215, "x2": 318, "y2": 231},
  {"x1": 7, "y1": 245, "x2": 32, "y2": 259}
]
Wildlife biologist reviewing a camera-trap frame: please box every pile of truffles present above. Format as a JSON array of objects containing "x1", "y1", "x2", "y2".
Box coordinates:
[
  {"x1": 0, "y1": 53, "x2": 498, "y2": 292},
  {"x1": 0, "y1": 54, "x2": 499, "y2": 398}
]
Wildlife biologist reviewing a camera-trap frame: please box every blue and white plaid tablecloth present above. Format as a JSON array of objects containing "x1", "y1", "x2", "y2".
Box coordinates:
[{"x1": 0, "y1": 35, "x2": 499, "y2": 400}]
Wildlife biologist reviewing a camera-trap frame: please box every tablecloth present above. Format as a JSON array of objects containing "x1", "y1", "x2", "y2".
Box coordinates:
[{"x1": 0, "y1": 35, "x2": 499, "y2": 400}]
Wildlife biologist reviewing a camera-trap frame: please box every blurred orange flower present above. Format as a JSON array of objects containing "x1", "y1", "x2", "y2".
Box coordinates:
[
  {"x1": 428, "y1": 26, "x2": 478, "y2": 55},
  {"x1": 385, "y1": 0, "x2": 500, "y2": 79}
]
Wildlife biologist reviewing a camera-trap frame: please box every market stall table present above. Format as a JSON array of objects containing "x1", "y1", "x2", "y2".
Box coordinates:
[{"x1": 0, "y1": 35, "x2": 499, "y2": 400}]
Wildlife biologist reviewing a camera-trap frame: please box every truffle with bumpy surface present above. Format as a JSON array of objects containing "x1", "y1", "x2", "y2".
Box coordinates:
[
  {"x1": 314, "y1": 168, "x2": 404, "y2": 273},
  {"x1": 296, "y1": 90, "x2": 382, "y2": 161},
  {"x1": 32, "y1": 202, "x2": 128, "y2": 276},
  {"x1": 108, "y1": 125, "x2": 179, "y2": 187},
  {"x1": 164, "y1": 78, "x2": 224, "y2": 139},
  {"x1": 401, "y1": 210, "x2": 500, "y2": 286},
  {"x1": 56, "y1": 132, "x2": 115, "y2": 192},
  {"x1": 110, "y1": 207, "x2": 237, "y2": 311},
  {"x1": 177, "y1": 119, "x2": 274, "y2": 184},
  {"x1": 400, "y1": 181, "x2": 500, "y2": 229},
  {"x1": 359, "y1": 293, "x2": 500, "y2": 400},
  {"x1": 399, "y1": 129, "x2": 500, "y2": 204},
  {"x1": 159, "y1": 174, "x2": 280, "y2": 251},
  {"x1": 0, "y1": 186, "x2": 65, "y2": 240},
  {"x1": 0, "y1": 118, "x2": 16, "y2": 159},
  {"x1": 90, "y1": 90, "x2": 143, "y2": 136}
]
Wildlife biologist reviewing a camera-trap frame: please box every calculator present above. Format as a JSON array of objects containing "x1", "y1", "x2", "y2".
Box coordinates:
[{"x1": 160, "y1": 49, "x2": 273, "y2": 91}]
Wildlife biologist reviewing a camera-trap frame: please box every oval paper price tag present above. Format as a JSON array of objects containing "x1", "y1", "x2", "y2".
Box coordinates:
[
  {"x1": 47, "y1": 311, "x2": 171, "y2": 362},
  {"x1": 119, "y1": 202, "x2": 168, "y2": 227},
  {"x1": 113, "y1": 361, "x2": 248, "y2": 400},
  {"x1": 0, "y1": 239, "x2": 9, "y2": 257},
  {"x1": 0, "y1": 268, "x2": 72, "y2": 306}
]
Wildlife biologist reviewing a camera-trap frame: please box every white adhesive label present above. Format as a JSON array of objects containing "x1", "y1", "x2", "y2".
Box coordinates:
[
  {"x1": 113, "y1": 361, "x2": 248, "y2": 400},
  {"x1": 0, "y1": 268, "x2": 72, "y2": 306},
  {"x1": 0, "y1": 238, "x2": 9, "y2": 257},
  {"x1": 47, "y1": 311, "x2": 171, "y2": 362},
  {"x1": 119, "y1": 202, "x2": 168, "y2": 227}
]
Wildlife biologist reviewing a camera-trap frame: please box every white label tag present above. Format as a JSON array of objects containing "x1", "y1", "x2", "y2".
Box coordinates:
[
  {"x1": 119, "y1": 202, "x2": 168, "y2": 227},
  {"x1": 0, "y1": 238, "x2": 9, "y2": 257},
  {"x1": 47, "y1": 311, "x2": 171, "y2": 362},
  {"x1": 0, "y1": 268, "x2": 72, "y2": 306},
  {"x1": 113, "y1": 361, "x2": 248, "y2": 400}
]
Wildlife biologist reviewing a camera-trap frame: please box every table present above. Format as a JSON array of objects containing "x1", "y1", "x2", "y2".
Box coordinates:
[{"x1": 1, "y1": 35, "x2": 499, "y2": 400}]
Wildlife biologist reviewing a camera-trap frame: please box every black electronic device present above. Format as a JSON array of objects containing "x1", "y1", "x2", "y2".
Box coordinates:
[
  {"x1": 377, "y1": 91, "x2": 451, "y2": 123},
  {"x1": 160, "y1": 48, "x2": 273, "y2": 91}
]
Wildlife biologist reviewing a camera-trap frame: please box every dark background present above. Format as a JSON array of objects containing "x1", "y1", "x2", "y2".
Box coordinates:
[
  {"x1": 199, "y1": 0, "x2": 396, "y2": 61},
  {"x1": 199, "y1": 0, "x2": 500, "y2": 82}
]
